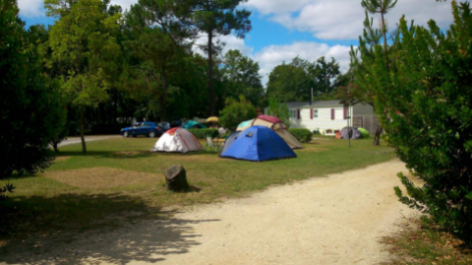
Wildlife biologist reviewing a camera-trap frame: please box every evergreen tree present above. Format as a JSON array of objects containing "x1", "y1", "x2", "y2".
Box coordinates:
[
  {"x1": 1, "y1": 0, "x2": 64, "y2": 198},
  {"x1": 124, "y1": 0, "x2": 196, "y2": 121},
  {"x1": 358, "y1": 0, "x2": 397, "y2": 145},
  {"x1": 354, "y1": 1, "x2": 472, "y2": 244},
  {"x1": 192, "y1": 0, "x2": 252, "y2": 116}
]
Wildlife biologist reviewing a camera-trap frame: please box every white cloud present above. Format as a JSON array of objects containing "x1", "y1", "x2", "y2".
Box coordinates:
[
  {"x1": 192, "y1": 36, "x2": 352, "y2": 88},
  {"x1": 192, "y1": 33, "x2": 253, "y2": 57},
  {"x1": 19, "y1": 0, "x2": 455, "y2": 41},
  {"x1": 18, "y1": 0, "x2": 45, "y2": 17},
  {"x1": 109, "y1": 0, "x2": 137, "y2": 12},
  {"x1": 247, "y1": 0, "x2": 455, "y2": 40},
  {"x1": 243, "y1": 0, "x2": 312, "y2": 14},
  {"x1": 17, "y1": 0, "x2": 139, "y2": 18},
  {"x1": 253, "y1": 41, "x2": 352, "y2": 86}
]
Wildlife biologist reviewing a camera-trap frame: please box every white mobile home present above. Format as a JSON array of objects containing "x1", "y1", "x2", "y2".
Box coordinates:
[{"x1": 265, "y1": 100, "x2": 374, "y2": 134}]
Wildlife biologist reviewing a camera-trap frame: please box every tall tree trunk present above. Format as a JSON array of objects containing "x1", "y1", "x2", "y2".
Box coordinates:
[
  {"x1": 208, "y1": 31, "x2": 215, "y2": 116},
  {"x1": 375, "y1": 12, "x2": 388, "y2": 147},
  {"x1": 381, "y1": 12, "x2": 389, "y2": 70},
  {"x1": 373, "y1": 125, "x2": 383, "y2": 146},
  {"x1": 113, "y1": 88, "x2": 118, "y2": 123},
  {"x1": 79, "y1": 108, "x2": 87, "y2": 153},
  {"x1": 52, "y1": 141, "x2": 59, "y2": 153},
  {"x1": 161, "y1": 68, "x2": 168, "y2": 121}
]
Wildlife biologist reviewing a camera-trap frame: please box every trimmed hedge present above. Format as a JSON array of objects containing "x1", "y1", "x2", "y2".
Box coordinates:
[
  {"x1": 288, "y1": 128, "x2": 313, "y2": 143},
  {"x1": 188, "y1": 128, "x2": 219, "y2": 139}
]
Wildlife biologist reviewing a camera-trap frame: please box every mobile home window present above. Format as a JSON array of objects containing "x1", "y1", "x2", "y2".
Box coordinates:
[
  {"x1": 289, "y1": 109, "x2": 297, "y2": 118},
  {"x1": 313, "y1": 109, "x2": 318, "y2": 118}
]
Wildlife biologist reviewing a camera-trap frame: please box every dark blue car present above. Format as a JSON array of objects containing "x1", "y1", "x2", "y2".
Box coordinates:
[{"x1": 120, "y1": 122, "x2": 164, "y2": 138}]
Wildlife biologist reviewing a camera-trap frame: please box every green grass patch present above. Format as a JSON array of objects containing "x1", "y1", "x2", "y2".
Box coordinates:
[
  {"x1": 381, "y1": 216, "x2": 472, "y2": 265},
  {"x1": 0, "y1": 137, "x2": 395, "y2": 255}
]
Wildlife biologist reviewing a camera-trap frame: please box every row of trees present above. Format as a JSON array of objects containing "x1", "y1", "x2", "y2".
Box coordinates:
[
  {"x1": 40, "y1": 0, "x2": 254, "y2": 152},
  {"x1": 1, "y1": 0, "x2": 349, "y2": 198},
  {"x1": 266, "y1": 56, "x2": 348, "y2": 102},
  {"x1": 35, "y1": 0, "x2": 347, "y2": 152}
]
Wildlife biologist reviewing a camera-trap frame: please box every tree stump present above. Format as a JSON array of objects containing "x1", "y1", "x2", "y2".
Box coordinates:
[{"x1": 165, "y1": 164, "x2": 190, "y2": 192}]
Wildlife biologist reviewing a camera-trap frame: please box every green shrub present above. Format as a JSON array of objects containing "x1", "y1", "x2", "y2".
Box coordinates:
[
  {"x1": 188, "y1": 129, "x2": 219, "y2": 139},
  {"x1": 266, "y1": 98, "x2": 290, "y2": 127},
  {"x1": 288, "y1": 128, "x2": 312, "y2": 143},
  {"x1": 352, "y1": 2, "x2": 472, "y2": 245},
  {"x1": 1, "y1": 2, "x2": 65, "y2": 198},
  {"x1": 220, "y1": 131, "x2": 232, "y2": 139},
  {"x1": 219, "y1": 95, "x2": 257, "y2": 131}
]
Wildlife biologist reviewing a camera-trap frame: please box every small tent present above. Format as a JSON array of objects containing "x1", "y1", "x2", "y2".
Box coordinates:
[
  {"x1": 152, "y1": 127, "x2": 203, "y2": 153},
  {"x1": 183, "y1": 120, "x2": 206, "y2": 129},
  {"x1": 340, "y1": 127, "x2": 362, "y2": 140},
  {"x1": 221, "y1": 131, "x2": 241, "y2": 154},
  {"x1": 237, "y1": 115, "x2": 303, "y2": 149},
  {"x1": 358, "y1": 127, "x2": 370, "y2": 138},
  {"x1": 220, "y1": 126, "x2": 296, "y2": 162},
  {"x1": 236, "y1": 119, "x2": 254, "y2": 131}
]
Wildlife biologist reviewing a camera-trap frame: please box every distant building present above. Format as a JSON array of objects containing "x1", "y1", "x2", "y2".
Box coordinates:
[{"x1": 265, "y1": 100, "x2": 375, "y2": 135}]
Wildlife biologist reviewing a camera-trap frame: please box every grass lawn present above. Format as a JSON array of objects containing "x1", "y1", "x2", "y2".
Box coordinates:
[{"x1": 0, "y1": 136, "x2": 395, "y2": 253}]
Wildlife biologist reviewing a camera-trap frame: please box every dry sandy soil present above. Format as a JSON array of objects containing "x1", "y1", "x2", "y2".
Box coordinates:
[{"x1": 1, "y1": 160, "x2": 419, "y2": 265}]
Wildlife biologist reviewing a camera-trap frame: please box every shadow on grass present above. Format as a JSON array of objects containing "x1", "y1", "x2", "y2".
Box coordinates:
[
  {"x1": 56, "y1": 150, "x2": 155, "y2": 159},
  {"x1": 304, "y1": 142, "x2": 320, "y2": 145},
  {"x1": 56, "y1": 150, "x2": 220, "y2": 159},
  {"x1": 0, "y1": 193, "x2": 217, "y2": 264}
]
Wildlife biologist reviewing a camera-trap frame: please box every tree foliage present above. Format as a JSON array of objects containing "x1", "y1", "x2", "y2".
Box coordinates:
[
  {"x1": 220, "y1": 49, "x2": 263, "y2": 107},
  {"x1": 219, "y1": 95, "x2": 256, "y2": 131},
  {"x1": 23, "y1": 24, "x2": 68, "y2": 152},
  {"x1": 1, "y1": 0, "x2": 64, "y2": 198},
  {"x1": 266, "y1": 56, "x2": 344, "y2": 102},
  {"x1": 266, "y1": 63, "x2": 312, "y2": 102},
  {"x1": 351, "y1": 0, "x2": 397, "y2": 146},
  {"x1": 124, "y1": 0, "x2": 196, "y2": 121},
  {"x1": 192, "y1": 0, "x2": 252, "y2": 115},
  {"x1": 354, "y1": 1, "x2": 472, "y2": 244},
  {"x1": 45, "y1": 0, "x2": 122, "y2": 152},
  {"x1": 310, "y1": 56, "x2": 341, "y2": 94},
  {"x1": 266, "y1": 98, "x2": 290, "y2": 127}
]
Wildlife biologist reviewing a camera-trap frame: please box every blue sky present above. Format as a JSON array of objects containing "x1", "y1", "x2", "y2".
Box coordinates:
[{"x1": 18, "y1": 0, "x2": 457, "y2": 85}]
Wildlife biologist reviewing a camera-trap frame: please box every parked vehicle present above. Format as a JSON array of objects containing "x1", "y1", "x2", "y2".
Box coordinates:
[
  {"x1": 157, "y1": 122, "x2": 171, "y2": 131},
  {"x1": 120, "y1": 122, "x2": 164, "y2": 138},
  {"x1": 169, "y1": 117, "x2": 182, "y2": 128}
]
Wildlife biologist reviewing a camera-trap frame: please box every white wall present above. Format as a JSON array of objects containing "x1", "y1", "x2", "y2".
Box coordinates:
[{"x1": 289, "y1": 106, "x2": 352, "y2": 131}]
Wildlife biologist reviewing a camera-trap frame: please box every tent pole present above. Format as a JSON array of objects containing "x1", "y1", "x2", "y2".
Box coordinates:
[{"x1": 348, "y1": 105, "x2": 351, "y2": 148}]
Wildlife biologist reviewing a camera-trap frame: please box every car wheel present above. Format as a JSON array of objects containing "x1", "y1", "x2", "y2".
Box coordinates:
[
  {"x1": 148, "y1": 132, "x2": 156, "y2": 138},
  {"x1": 123, "y1": 131, "x2": 129, "y2": 138}
]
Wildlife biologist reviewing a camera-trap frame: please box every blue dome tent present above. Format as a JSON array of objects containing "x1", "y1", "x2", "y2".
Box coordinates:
[
  {"x1": 220, "y1": 126, "x2": 297, "y2": 162},
  {"x1": 221, "y1": 131, "x2": 241, "y2": 154}
]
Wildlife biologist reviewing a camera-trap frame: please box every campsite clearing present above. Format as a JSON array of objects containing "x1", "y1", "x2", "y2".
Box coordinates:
[{"x1": 1, "y1": 137, "x2": 398, "y2": 263}]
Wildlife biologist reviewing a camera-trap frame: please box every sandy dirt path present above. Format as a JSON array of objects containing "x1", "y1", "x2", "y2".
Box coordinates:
[
  {"x1": 1, "y1": 160, "x2": 418, "y2": 265},
  {"x1": 58, "y1": 135, "x2": 121, "y2": 147}
]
